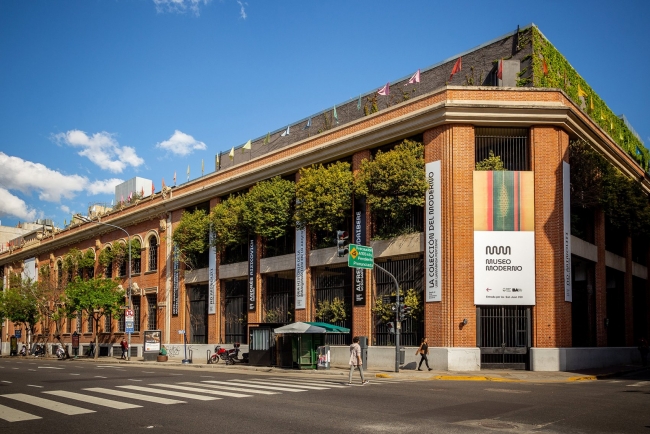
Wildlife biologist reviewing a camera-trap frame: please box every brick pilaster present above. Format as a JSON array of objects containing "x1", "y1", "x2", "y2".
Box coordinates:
[
  {"x1": 594, "y1": 208, "x2": 607, "y2": 346},
  {"x1": 423, "y1": 124, "x2": 475, "y2": 348},
  {"x1": 530, "y1": 126, "x2": 571, "y2": 348}
]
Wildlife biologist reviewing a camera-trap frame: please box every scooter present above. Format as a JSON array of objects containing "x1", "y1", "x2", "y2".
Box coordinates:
[{"x1": 224, "y1": 343, "x2": 249, "y2": 365}]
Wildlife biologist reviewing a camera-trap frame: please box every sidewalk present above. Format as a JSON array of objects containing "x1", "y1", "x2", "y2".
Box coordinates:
[{"x1": 56, "y1": 355, "x2": 648, "y2": 383}]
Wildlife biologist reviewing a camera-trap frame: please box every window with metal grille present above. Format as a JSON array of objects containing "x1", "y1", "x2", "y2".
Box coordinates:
[
  {"x1": 373, "y1": 256, "x2": 424, "y2": 347},
  {"x1": 475, "y1": 127, "x2": 530, "y2": 171},
  {"x1": 225, "y1": 280, "x2": 248, "y2": 344},
  {"x1": 313, "y1": 266, "x2": 352, "y2": 346},
  {"x1": 132, "y1": 257, "x2": 141, "y2": 274},
  {"x1": 104, "y1": 249, "x2": 113, "y2": 278},
  {"x1": 87, "y1": 315, "x2": 93, "y2": 334},
  {"x1": 148, "y1": 237, "x2": 158, "y2": 271},
  {"x1": 119, "y1": 260, "x2": 127, "y2": 277},
  {"x1": 132, "y1": 296, "x2": 141, "y2": 332},
  {"x1": 188, "y1": 285, "x2": 208, "y2": 344},
  {"x1": 118, "y1": 312, "x2": 125, "y2": 333},
  {"x1": 57, "y1": 261, "x2": 63, "y2": 286},
  {"x1": 87, "y1": 266, "x2": 94, "y2": 279},
  {"x1": 146, "y1": 294, "x2": 157, "y2": 330},
  {"x1": 265, "y1": 275, "x2": 295, "y2": 324},
  {"x1": 104, "y1": 314, "x2": 111, "y2": 333}
]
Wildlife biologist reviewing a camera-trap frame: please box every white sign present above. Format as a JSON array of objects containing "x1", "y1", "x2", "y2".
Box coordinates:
[
  {"x1": 22, "y1": 257, "x2": 36, "y2": 282},
  {"x1": 425, "y1": 161, "x2": 442, "y2": 302},
  {"x1": 295, "y1": 226, "x2": 306, "y2": 309},
  {"x1": 563, "y1": 162, "x2": 572, "y2": 302},
  {"x1": 474, "y1": 231, "x2": 536, "y2": 305},
  {"x1": 208, "y1": 226, "x2": 216, "y2": 314},
  {"x1": 125, "y1": 309, "x2": 134, "y2": 320}
]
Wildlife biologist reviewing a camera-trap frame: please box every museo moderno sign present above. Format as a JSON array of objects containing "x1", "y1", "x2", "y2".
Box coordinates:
[{"x1": 473, "y1": 171, "x2": 536, "y2": 305}]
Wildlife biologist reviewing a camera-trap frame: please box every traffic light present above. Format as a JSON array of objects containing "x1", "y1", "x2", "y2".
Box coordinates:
[
  {"x1": 336, "y1": 230, "x2": 349, "y2": 257},
  {"x1": 403, "y1": 305, "x2": 412, "y2": 318}
]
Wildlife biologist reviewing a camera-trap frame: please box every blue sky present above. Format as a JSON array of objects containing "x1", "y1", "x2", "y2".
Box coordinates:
[{"x1": 1, "y1": 0, "x2": 648, "y2": 229}]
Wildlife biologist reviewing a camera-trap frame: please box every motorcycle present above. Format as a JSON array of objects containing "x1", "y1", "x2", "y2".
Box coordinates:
[
  {"x1": 224, "y1": 343, "x2": 249, "y2": 365},
  {"x1": 208, "y1": 345, "x2": 230, "y2": 364},
  {"x1": 55, "y1": 343, "x2": 67, "y2": 360}
]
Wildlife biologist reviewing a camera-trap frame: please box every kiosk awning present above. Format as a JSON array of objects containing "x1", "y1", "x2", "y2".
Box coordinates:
[{"x1": 273, "y1": 322, "x2": 350, "y2": 334}]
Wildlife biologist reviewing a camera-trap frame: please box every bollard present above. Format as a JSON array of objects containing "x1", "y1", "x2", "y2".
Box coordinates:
[
  {"x1": 207, "y1": 349, "x2": 211, "y2": 364},
  {"x1": 188, "y1": 349, "x2": 193, "y2": 363}
]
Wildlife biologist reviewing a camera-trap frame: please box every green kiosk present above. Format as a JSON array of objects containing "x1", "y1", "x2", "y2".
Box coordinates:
[{"x1": 274, "y1": 322, "x2": 349, "y2": 370}]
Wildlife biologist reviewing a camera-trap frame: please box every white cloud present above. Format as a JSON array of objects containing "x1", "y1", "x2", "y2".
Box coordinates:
[
  {"x1": 156, "y1": 130, "x2": 207, "y2": 156},
  {"x1": 60, "y1": 205, "x2": 71, "y2": 214},
  {"x1": 54, "y1": 130, "x2": 144, "y2": 173},
  {"x1": 86, "y1": 178, "x2": 124, "y2": 195},
  {"x1": 153, "y1": 0, "x2": 211, "y2": 16},
  {"x1": 237, "y1": 0, "x2": 247, "y2": 19},
  {"x1": 0, "y1": 188, "x2": 37, "y2": 221}
]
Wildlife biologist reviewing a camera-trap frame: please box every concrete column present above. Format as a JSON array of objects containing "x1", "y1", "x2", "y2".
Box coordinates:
[
  {"x1": 624, "y1": 236, "x2": 634, "y2": 346},
  {"x1": 594, "y1": 208, "x2": 607, "y2": 346},
  {"x1": 530, "y1": 126, "x2": 572, "y2": 348},
  {"x1": 423, "y1": 124, "x2": 475, "y2": 348}
]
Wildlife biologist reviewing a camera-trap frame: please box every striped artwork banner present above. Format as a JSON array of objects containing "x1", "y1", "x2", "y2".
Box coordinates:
[{"x1": 473, "y1": 171, "x2": 534, "y2": 231}]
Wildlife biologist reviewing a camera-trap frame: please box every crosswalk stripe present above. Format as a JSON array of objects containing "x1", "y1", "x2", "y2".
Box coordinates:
[
  {"x1": 0, "y1": 403, "x2": 41, "y2": 422},
  {"x1": 191, "y1": 382, "x2": 279, "y2": 395},
  {"x1": 117, "y1": 385, "x2": 218, "y2": 401},
  {"x1": 627, "y1": 381, "x2": 650, "y2": 387},
  {"x1": 43, "y1": 391, "x2": 142, "y2": 410},
  {"x1": 202, "y1": 380, "x2": 306, "y2": 393},
  {"x1": 149, "y1": 383, "x2": 251, "y2": 398},
  {"x1": 232, "y1": 379, "x2": 330, "y2": 390},
  {"x1": 1, "y1": 393, "x2": 94, "y2": 415},
  {"x1": 265, "y1": 378, "x2": 348, "y2": 388},
  {"x1": 84, "y1": 388, "x2": 185, "y2": 405}
]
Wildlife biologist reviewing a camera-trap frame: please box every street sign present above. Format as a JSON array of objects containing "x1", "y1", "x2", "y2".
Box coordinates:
[
  {"x1": 15, "y1": 330, "x2": 21, "y2": 339},
  {"x1": 125, "y1": 309, "x2": 134, "y2": 318},
  {"x1": 347, "y1": 244, "x2": 374, "y2": 269},
  {"x1": 125, "y1": 321, "x2": 134, "y2": 334},
  {"x1": 178, "y1": 330, "x2": 185, "y2": 334}
]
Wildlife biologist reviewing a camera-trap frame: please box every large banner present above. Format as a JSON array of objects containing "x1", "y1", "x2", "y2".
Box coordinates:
[
  {"x1": 353, "y1": 197, "x2": 367, "y2": 306},
  {"x1": 563, "y1": 162, "x2": 572, "y2": 302},
  {"x1": 248, "y1": 239, "x2": 256, "y2": 312},
  {"x1": 295, "y1": 227, "x2": 306, "y2": 309},
  {"x1": 22, "y1": 257, "x2": 36, "y2": 282},
  {"x1": 208, "y1": 227, "x2": 216, "y2": 314},
  {"x1": 425, "y1": 161, "x2": 441, "y2": 302},
  {"x1": 473, "y1": 171, "x2": 536, "y2": 305},
  {"x1": 172, "y1": 244, "x2": 179, "y2": 315}
]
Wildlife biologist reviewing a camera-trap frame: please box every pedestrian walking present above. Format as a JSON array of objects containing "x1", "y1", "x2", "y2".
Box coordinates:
[
  {"x1": 120, "y1": 338, "x2": 128, "y2": 359},
  {"x1": 348, "y1": 336, "x2": 369, "y2": 385},
  {"x1": 416, "y1": 337, "x2": 432, "y2": 371},
  {"x1": 638, "y1": 337, "x2": 649, "y2": 367}
]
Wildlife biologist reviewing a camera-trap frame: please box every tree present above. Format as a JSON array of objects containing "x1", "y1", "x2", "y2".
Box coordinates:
[
  {"x1": 173, "y1": 209, "x2": 210, "y2": 269},
  {"x1": 210, "y1": 195, "x2": 248, "y2": 250},
  {"x1": 295, "y1": 161, "x2": 354, "y2": 233},
  {"x1": 0, "y1": 276, "x2": 41, "y2": 346},
  {"x1": 356, "y1": 139, "x2": 428, "y2": 239},
  {"x1": 243, "y1": 176, "x2": 295, "y2": 240},
  {"x1": 475, "y1": 150, "x2": 506, "y2": 171},
  {"x1": 63, "y1": 277, "x2": 125, "y2": 360}
]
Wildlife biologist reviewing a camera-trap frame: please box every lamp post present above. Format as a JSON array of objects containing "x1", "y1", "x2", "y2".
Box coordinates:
[{"x1": 77, "y1": 215, "x2": 132, "y2": 361}]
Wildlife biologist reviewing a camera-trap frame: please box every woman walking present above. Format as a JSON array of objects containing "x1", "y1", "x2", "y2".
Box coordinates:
[
  {"x1": 348, "y1": 336, "x2": 369, "y2": 385},
  {"x1": 416, "y1": 337, "x2": 432, "y2": 371}
]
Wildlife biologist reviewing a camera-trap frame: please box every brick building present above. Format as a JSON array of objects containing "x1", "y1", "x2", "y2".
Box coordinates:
[{"x1": 1, "y1": 24, "x2": 648, "y2": 371}]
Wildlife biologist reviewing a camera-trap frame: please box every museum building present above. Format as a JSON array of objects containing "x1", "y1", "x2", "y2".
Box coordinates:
[{"x1": 1, "y1": 24, "x2": 648, "y2": 371}]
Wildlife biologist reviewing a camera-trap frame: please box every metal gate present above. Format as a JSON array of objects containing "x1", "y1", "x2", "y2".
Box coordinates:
[
  {"x1": 265, "y1": 275, "x2": 295, "y2": 324},
  {"x1": 477, "y1": 306, "x2": 531, "y2": 369},
  {"x1": 225, "y1": 280, "x2": 248, "y2": 344},
  {"x1": 313, "y1": 266, "x2": 352, "y2": 346},
  {"x1": 188, "y1": 285, "x2": 208, "y2": 344}
]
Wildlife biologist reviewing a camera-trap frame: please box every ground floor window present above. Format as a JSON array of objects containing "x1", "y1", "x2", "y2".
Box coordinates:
[
  {"x1": 225, "y1": 280, "x2": 248, "y2": 344},
  {"x1": 188, "y1": 284, "x2": 208, "y2": 344},
  {"x1": 313, "y1": 266, "x2": 352, "y2": 346},
  {"x1": 264, "y1": 274, "x2": 295, "y2": 324},
  {"x1": 572, "y1": 257, "x2": 596, "y2": 347}
]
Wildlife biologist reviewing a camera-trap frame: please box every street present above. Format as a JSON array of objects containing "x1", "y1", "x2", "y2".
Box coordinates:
[{"x1": 0, "y1": 358, "x2": 648, "y2": 433}]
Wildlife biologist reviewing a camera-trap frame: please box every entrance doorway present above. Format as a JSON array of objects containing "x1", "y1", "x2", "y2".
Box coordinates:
[
  {"x1": 225, "y1": 280, "x2": 248, "y2": 344},
  {"x1": 188, "y1": 285, "x2": 208, "y2": 344},
  {"x1": 477, "y1": 305, "x2": 531, "y2": 369}
]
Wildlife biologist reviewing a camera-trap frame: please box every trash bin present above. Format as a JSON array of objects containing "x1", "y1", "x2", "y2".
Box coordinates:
[
  {"x1": 316, "y1": 345, "x2": 330, "y2": 370},
  {"x1": 359, "y1": 336, "x2": 368, "y2": 370}
]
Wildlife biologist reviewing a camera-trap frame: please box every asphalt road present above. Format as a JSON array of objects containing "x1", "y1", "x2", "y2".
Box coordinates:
[{"x1": 0, "y1": 358, "x2": 648, "y2": 433}]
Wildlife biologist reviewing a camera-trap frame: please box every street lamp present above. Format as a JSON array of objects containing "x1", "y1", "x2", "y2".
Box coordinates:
[{"x1": 77, "y1": 215, "x2": 132, "y2": 361}]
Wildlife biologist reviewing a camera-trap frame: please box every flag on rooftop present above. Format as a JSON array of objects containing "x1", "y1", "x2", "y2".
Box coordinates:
[
  {"x1": 141, "y1": 186, "x2": 144, "y2": 197},
  {"x1": 590, "y1": 95, "x2": 594, "y2": 111},
  {"x1": 357, "y1": 94, "x2": 361, "y2": 110},
  {"x1": 151, "y1": 182, "x2": 155, "y2": 195},
  {"x1": 173, "y1": 171, "x2": 176, "y2": 185},
  {"x1": 201, "y1": 159, "x2": 204, "y2": 175},
  {"x1": 242, "y1": 140, "x2": 252, "y2": 153},
  {"x1": 406, "y1": 69, "x2": 420, "y2": 85},
  {"x1": 264, "y1": 132, "x2": 270, "y2": 144},
  {"x1": 449, "y1": 57, "x2": 462, "y2": 80},
  {"x1": 162, "y1": 178, "x2": 166, "y2": 189},
  {"x1": 578, "y1": 84, "x2": 588, "y2": 98},
  {"x1": 111, "y1": 199, "x2": 114, "y2": 206},
  {"x1": 281, "y1": 125, "x2": 290, "y2": 137},
  {"x1": 303, "y1": 118, "x2": 311, "y2": 130},
  {"x1": 229, "y1": 147, "x2": 235, "y2": 160},
  {"x1": 377, "y1": 82, "x2": 390, "y2": 96},
  {"x1": 187, "y1": 165, "x2": 190, "y2": 181},
  {"x1": 215, "y1": 153, "x2": 220, "y2": 167},
  {"x1": 333, "y1": 105, "x2": 338, "y2": 124},
  {"x1": 497, "y1": 59, "x2": 503, "y2": 80}
]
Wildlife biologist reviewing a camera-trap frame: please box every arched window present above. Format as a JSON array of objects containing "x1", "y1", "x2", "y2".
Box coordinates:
[
  {"x1": 57, "y1": 261, "x2": 63, "y2": 286},
  {"x1": 148, "y1": 236, "x2": 158, "y2": 271}
]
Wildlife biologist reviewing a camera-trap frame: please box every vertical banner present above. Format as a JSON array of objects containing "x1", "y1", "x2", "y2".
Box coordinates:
[
  {"x1": 425, "y1": 161, "x2": 442, "y2": 302},
  {"x1": 295, "y1": 227, "x2": 306, "y2": 309},
  {"x1": 353, "y1": 197, "x2": 367, "y2": 306},
  {"x1": 473, "y1": 171, "x2": 536, "y2": 305},
  {"x1": 208, "y1": 226, "x2": 216, "y2": 314},
  {"x1": 563, "y1": 162, "x2": 572, "y2": 302},
  {"x1": 248, "y1": 239, "x2": 256, "y2": 311},
  {"x1": 172, "y1": 244, "x2": 179, "y2": 315}
]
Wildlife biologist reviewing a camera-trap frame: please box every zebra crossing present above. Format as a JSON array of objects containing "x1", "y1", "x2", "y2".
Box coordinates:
[{"x1": 0, "y1": 376, "x2": 363, "y2": 423}]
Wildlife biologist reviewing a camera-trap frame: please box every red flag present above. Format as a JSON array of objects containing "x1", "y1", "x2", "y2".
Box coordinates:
[
  {"x1": 141, "y1": 187, "x2": 144, "y2": 197},
  {"x1": 497, "y1": 59, "x2": 503, "y2": 80},
  {"x1": 162, "y1": 177, "x2": 166, "y2": 188},
  {"x1": 377, "y1": 82, "x2": 390, "y2": 96},
  {"x1": 151, "y1": 182, "x2": 155, "y2": 194},
  {"x1": 449, "y1": 57, "x2": 462, "y2": 80},
  {"x1": 542, "y1": 58, "x2": 548, "y2": 76}
]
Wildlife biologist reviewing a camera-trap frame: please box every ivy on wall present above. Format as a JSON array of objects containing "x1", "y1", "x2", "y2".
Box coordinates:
[{"x1": 531, "y1": 26, "x2": 648, "y2": 171}]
